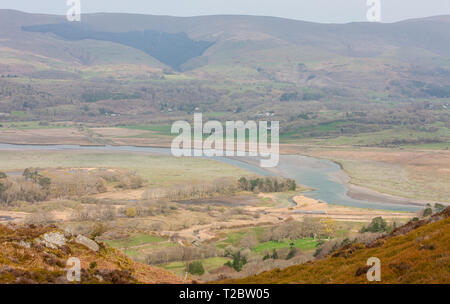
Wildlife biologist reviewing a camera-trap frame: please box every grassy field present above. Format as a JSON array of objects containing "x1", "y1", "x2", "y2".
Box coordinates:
[
  {"x1": 104, "y1": 233, "x2": 179, "y2": 259},
  {"x1": 119, "y1": 124, "x2": 173, "y2": 137},
  {"x1": 252, "y1": 238, "x2": 318, "y2": 253},
  {"x1": 0, "y1": 150, "x2": 251, "y2": 187},
  {"x1": 216, "y1": 226, "x2": 266, "y2": 249},
  {"x1": 104, "y1": 233, "x2": 166, "y2": 248}
]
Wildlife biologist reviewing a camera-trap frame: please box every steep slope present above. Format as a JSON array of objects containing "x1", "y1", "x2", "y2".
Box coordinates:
[
  {"x1": 221, "y1": 207, "x2": 450, "y2": 284},
  {"x1": 0, "y1": 223, "x2": 184, "y2": 284},
  {"x1": 22, "y1": 23, "x2": 214, "y2": 70}
]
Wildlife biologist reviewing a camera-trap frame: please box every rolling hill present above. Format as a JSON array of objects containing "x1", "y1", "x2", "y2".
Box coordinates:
[
  {"x1": 0, "y1": 10, "x2": 449, "y2": 146},
  {"x1": 1, "y1": 9, "x2": 450, "y2": 86}
]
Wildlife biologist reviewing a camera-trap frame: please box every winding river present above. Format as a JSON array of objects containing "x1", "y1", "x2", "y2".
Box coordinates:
[{"x1": 0, "y1": 143, "x2": 425, "y2": 212}]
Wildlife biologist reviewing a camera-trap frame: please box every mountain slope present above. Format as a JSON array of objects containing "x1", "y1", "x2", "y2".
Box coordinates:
[
  {"x1": 0, "y1": 10, "x2": 450, "y2": 128},
  {"x1": 22, "y1": 22, "x2": 214, "y2": 70},
  {"x1": 1, "y1": 9, "x2": 450, "y2": 83},
  {"x1": 221, "y1": 207, "x2": 450, "y2": 284},
  {"x1": 0, "y1": 223, "x2": 184, "y2": 284}
]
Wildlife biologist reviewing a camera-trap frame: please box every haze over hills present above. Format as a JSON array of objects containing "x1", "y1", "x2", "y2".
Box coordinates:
[{"x1": 2, "y1": 9, "x2": 450, "y2": 78}]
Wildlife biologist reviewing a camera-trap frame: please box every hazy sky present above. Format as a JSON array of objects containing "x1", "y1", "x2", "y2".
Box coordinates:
[{"x1": 1, "y1": 0, "x2": 449, "y2": 23}]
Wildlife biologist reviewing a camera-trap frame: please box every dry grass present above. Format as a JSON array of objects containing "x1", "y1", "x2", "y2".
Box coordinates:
[
  {"x1": 0, "y1": 224, "x2": 184, "y2": 284},
  {"x1": 308, "y1": 149, "x2": 450, "y2": 202},
  {"x1": 0, "y1": 150, "x2": 250, "y2": 188}
]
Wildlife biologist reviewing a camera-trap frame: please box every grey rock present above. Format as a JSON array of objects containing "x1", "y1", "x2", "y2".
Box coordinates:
[
  {"x1": 42, "y1": 232, "x2": 67, "y2": 247},
  {"x1": 35, "y1": 237, "x2": 56, "y2": 249},
  {"x1": 63, "y1": 228, "x2": 73, "y2": 239},
  {"x1": 75, "y1": 235, "x2": 99, "y2": 252}
]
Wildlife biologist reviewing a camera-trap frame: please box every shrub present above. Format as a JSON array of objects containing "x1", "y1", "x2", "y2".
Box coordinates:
[
  {"x1": 237, "y1": 177, "x2": 296, "y2": 193},
  {"x1": 423, "y1": 208, "x2": 433, "y2": 217},
  {"x1": 434, "y1": 203, "x2": 445, "y2": 212},
  {"x1": 91, "y1": 222, "x2": 108, "y2": 239},
  {"x1": 187, "y1": 261, "x2": 205, "y2": 275},
  {"x1": 286, "y1": 248, "x2": 297, "y2": 260},
  {"x1": 225, "y1": 251, "x2": 247, "y2": 272},
  {"x1": 271, "y1": 249, "x2": 278, "y2": 260},
  {"x1": 361, "y1": 217, "x2": 388, "y2": 233},
  {"x1": 126, "y1": 207, "x2": 137, "y2": 218}
]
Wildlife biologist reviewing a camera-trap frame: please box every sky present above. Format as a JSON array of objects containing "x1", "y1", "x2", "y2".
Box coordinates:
[{"x1": 0, "y1": 0, "x2": 449, "y2": 23}]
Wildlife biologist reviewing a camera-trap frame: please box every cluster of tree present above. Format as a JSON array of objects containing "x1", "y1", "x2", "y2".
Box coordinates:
[
  {"x1": 187, "y1": 261, "x2": 205, "y2": 275},
  {"x1": 360, "y1": 217, "x2": 396, "y2": 233},
  {"x1": 142, "y1": 177, "x2": 237, "y2": 201},
  {"x1": 0, "y1": 170, "x2": 50, "y2": 205},
  {"x1": 434, "y1": 203, "x2": 446, "y2": 212},
  {"x1": 96, "y1": 169, "x2": 145, "y2": 190},
  {"x1": 118, "y1": 201, "x2": 176, "y2": 218},
  {"x1": 263, "y1": 249, "x2": 279, "y2": 261},
  {"x1": 237, "y1": 177, "x2": 296, "y2": 193},
  {"x1": 74, "y1": 205, "x2": 117, "y2": 222},
  {"x1": 23, "y1": 168, "x2": 51, "y2": 189},
  {"x1": 423, "y1": 208, "x2": 433, "y2": 217},
  {"x1": 224, "y1": 251, "x2": 248, "y2": 272},
  {"x1": 314, "y1": 233, "x2": 381, "y2": 259},
  {"x1": 422, "y1": 203, "x2": 446, "y2": 216},
  {"x1": 47, "y1": 171, "x2": 107, "y2": 198},
  {"x1": 0, "y1": 167, "x2": 147, "y2": 206},
  {"x1": 255, "y1": 218, "x2": 337, "y2": 244},
  {"x1": 145, "y1": 245, "x2": 217, "y2": 265}
]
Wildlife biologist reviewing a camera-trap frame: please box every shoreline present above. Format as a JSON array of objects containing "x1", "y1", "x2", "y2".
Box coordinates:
[
  {"x1": 236, "y1": 155, "x2": 442, "y2": 210},
  {"x1": 326, "y1": 161, "x2": 437, "y2": 208}
]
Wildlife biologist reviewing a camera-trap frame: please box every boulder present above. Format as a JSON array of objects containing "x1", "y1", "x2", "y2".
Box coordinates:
[
  {"x1": 39, "y1": 232, "x2": 67, "y2": 249},
  {"x1": 75, "y1": 235, "x2": 99, "y2": 252}
]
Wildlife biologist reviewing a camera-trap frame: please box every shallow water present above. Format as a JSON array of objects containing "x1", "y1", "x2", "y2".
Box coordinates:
[{"x1": 0, "y1": 143, "x2": 423, "y2": 212}]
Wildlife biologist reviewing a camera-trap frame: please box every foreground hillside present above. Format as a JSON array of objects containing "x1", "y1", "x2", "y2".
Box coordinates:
[
  {"x1": 0, "y1": 224, "x2": 184, "y2": 284},
  {"x1": 221, "y1": 207, "x2": 450, "y2": 284}
]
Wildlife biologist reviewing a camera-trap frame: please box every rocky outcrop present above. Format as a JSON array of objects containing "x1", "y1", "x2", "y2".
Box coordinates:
[
  {"x1": 0, "y1": 224, "x2": 185, "y2": 284},
  {"x1": 75, "y1": 234, "x2": 99, "y2": 252}
]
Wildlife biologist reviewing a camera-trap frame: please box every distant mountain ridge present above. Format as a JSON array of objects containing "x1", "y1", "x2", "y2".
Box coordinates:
[
  {"x1": 1, "y1": 9, "x2": 450, "y2": 88},
  {"x1": 22, "y1": 22, "x2": 214, "y2": 70}
]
